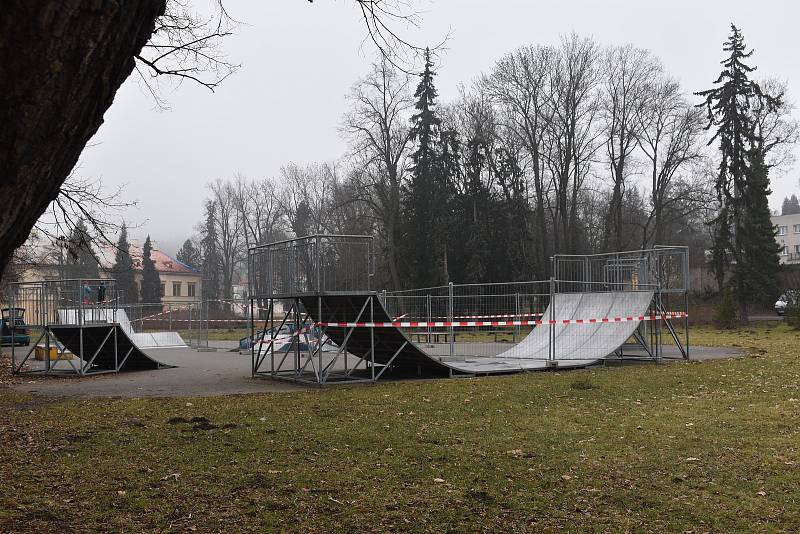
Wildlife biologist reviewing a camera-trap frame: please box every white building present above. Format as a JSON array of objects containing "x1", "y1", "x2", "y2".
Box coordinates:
[{"x1": 773, "y1": 213, "x2": 800, "y2": 265}]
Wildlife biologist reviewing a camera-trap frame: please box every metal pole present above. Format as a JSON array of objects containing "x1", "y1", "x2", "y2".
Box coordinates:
[
  {"x1": 249, "y1": 296, "x2": 255, "y2": 375},
  {"x1": 584, "y1": 257, "x2": 589, "y2": 293},
  {"x1": 10, "y1": 285, "x2": 17, "y2": 373},
  {"x1": 318, "y1": 294, "x2": 323, "y2": 381},
  {"x1": 43, "y1": 284, "x2": 50, "y2": 372},
  {"x1": 448, "y1": 282, "x2": 454, "y2": 358},
  {"x1": 114, "y1": 324, "x2": 119, "y2": 372},
  {"x1": 370, "y1": 296, "x2": 375, "y2": 382},
  {"x1": 168, "y1": 303, "x2": 172, "y2": 331},
  {"x1": 294, "y1": 298, "x2": 301, "y2": 378},
  {"x1": 270, "y1": 299, "x2": 275, "y2": 375},
  {"x1": 427, "y1": 293, "x2": 432, "y2": 346},
  {"x1": 684, "y1": 290, "x2": 690, "y2": 360},
  {"x1": 549, "y1": 276, "x2": 555, "y2": 364},
  {"x1": 188, "y1": 304, "x2": 193, "y2": 349},
  {"x1": 315, "y1": 235, "x2": 321, "y2": 294},
  {"x1": 514, "y1": 292, "x2": 520, "y2": 343}
]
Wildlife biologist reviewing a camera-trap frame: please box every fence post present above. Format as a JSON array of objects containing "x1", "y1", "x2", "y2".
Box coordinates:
[
  {"x1": 168, "y1": 303, "x2": 173, "y2": 331},
  {"x1": 549, "y1": 276, "x2": 555, "y2": 365},
  {"x1": 448, "y1": 282, "x2": 454, "y2": 358},
  {"x1": 427, "y1": 293, "x2": 432, "y2": 346},
  {"x1": 514, "y1": 292, "x2": 520, "y2": 343}
]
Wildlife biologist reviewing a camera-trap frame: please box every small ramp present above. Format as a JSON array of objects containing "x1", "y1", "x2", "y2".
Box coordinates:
[{"x1": 49, "y1": 324, "x2": 174, "y2": 372}]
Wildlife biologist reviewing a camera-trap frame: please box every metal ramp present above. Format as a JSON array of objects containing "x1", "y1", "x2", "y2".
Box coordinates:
[
  {"x1": 496, "y1": 291, "x2": 655, "y2": 362},
  {"x1": 298, "y1": 292, "x2": 656, "y2": 379}
]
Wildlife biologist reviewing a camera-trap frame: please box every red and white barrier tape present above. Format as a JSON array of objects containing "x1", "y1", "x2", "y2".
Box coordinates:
[
  {"x1": 317, "y1": 312, "x2": 687, "y2": 328},
  {"x1": 397, "y1": 312, "x2": 544, "y2": 320}
]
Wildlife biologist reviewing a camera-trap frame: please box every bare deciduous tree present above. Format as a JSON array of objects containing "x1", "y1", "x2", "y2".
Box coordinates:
[
  {"x1": 601, "y1": 45, "x2": 661, "y2": 250},
  {"x1": 207, "y1": 179, "x2": 245, "y2": 302},
  {"x1": 484, "y1": 45, "x2": 554, "y2": 272},
  {"x1": 342, "y1": 58, "x2": 413, "y2": 289},
  {"x1": 134, "y1": 0, "x2": 238, "y2": 107},
  {"x1": 544, "y1": 34, "x2": 601, "y2": 255},
  {"x1": 752, "y1": 78, "x2": 800, "y2": 170},
  {"x1": 637, "y1": 78, "x2": 707, "y2": 247},
  {"x1": 231, "y1": 175, "x2": 285, "y2": 251}
]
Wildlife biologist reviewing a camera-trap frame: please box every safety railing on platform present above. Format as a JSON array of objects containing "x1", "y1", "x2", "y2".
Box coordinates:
[{"x1": 249, "y1": 235, "x2": 373, "y2": 298}]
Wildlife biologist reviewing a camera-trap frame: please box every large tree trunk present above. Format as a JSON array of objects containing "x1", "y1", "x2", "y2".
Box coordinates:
[{"x1": 0, "y1": 1, "x2": 166, "y2": 272}]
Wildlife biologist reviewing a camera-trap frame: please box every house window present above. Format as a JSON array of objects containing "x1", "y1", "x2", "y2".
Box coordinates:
[
  {"x1": 173, "y1": 282, "x2": 181, "y2": 297},
  {"x1": 777, "y1": 225, "x2": 788, "y2": 236},
  {"x1": 187, "y1": 283, "x2": 196, "y2": 297},
  {"x1": 795, "y1": 244, "x2": 800, "y2": 255},
  {"x1": 781, "y1": 246, "x2": 789, "y2": 256},
  {"x1": 794, "y1": 224, "x2": 800, "y2": 233},
  {"x1": 160, "y1": 283, "x2": 165, "y2": 297}
]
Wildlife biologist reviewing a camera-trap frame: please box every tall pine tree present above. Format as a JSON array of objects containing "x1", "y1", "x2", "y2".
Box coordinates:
[
  {"x1": 782, "y1": 194, "x2": 800, "y2": 215},
  {"x1": 140, "y1": 235, "x2": 162, "y2": 308},
  {"x1": 65, "y1": 219, "x2": 99, "y2": 280},
  {"x1": 696, "y1": 24, "x2": 781, "y2": 323},
  {"x1": 401, "y1": 48, "x2": 452, "y2": 288},
  {"x1": 736, "y1": 148, "x2": 781, "y2": 312},
  {"x1": 201, "y1": 200, "x2": 222, "y2": 311},
  {"x1": 176, "y1": 239, "x2": 201, "y2": 270},
  {"x1": 112, "y1": 223, "x2": 138, "y2": 304}
]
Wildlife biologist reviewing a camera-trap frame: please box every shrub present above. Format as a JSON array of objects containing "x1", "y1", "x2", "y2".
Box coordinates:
[
  {"x1": 713, "y1": 288, "x2": 738, "y2": 329},
  {"x1": 786, "y1": 293, "x2": 800, "y2": 330}
]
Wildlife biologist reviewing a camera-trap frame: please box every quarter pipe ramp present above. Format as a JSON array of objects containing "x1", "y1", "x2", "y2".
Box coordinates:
[{"x1": 49, "y1": 324, "x2": 173, "y2": 372}]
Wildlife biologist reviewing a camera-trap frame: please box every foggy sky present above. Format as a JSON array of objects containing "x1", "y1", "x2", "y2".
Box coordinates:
[{"x1": 77, "y1": 0, "x2": 800, "y2": 255}]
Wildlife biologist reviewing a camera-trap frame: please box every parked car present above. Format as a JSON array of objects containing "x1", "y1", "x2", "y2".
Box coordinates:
[
  {"x1": 775, "y1": 290, "x2": 800, "y2": 316},
  {"x1": 1, "y1": 308, "x2": 30, "y2": 346}
]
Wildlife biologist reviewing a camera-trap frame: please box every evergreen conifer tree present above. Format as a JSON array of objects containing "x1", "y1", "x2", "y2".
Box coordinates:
[
  {"x1": 696, "y1": 24, "x2": 781, "y2": 323},
  {"x1": 140, "y1": 235, "x2": 162, "y2": 307},
  {"x1": 735, "y1": 148, "x2": 781, "y2": 312},
  {"x1": 176, "y1": 239, "x2": 201, "y2": 270},
  {"x1": 112, "y1": 223, "x2": 138, "y2": 304},
  {"x1": 782, "y1": 194, "x2": 800, "y2": 215},
  {"x1": 65, "y1": 219, "x2": 99, "y2": 280},
  {"x1": 201, "y1": 200, "x2": 222, "y2": 310},
  {"x1": 402, "y1": 48, "x2": 452, "y2": 287}
]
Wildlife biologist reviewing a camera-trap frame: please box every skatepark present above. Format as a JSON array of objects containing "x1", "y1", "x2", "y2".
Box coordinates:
[{"x1": 4, "y1": 234, "x2": 741, "y2": 396}]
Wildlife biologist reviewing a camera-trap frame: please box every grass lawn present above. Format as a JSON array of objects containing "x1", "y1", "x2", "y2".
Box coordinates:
[
  {"x1": 177, "y1": 328, "x2": 250, "y2": 342},
  {"x1": 1, "y1": 324, "x2": 799, "y2": 532}
]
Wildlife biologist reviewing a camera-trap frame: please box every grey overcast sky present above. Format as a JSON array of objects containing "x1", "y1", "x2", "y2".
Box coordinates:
[{"x1": 77, "y1": 0, "x2": 800, "y2": 255}]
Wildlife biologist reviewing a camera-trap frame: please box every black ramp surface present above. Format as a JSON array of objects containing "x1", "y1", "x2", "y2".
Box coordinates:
[
  {"x1": 300, "y1": 294, "x2": 451, "y2": 376},
  {"x1": 49, "y1": 325, "x2": 172, "y2": 372}
]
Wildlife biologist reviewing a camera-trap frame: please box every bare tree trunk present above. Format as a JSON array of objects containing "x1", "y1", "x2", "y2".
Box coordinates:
[{"x1": 0, "y1": 1, "x2": 166, "y2": 272}]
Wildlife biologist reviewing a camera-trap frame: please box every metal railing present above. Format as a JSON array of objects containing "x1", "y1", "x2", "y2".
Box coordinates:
[{"x1": 248, "y1": 235, "x2": 374, "y2": 299}]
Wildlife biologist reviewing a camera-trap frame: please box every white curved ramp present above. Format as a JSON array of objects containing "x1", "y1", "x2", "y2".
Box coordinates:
[
  {"x1": 57, "y1": 309, "x2": 187, "y2": 349},
  {"x1": 495, "y1": 291, "x2": 654, "y2": 362}
]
